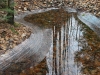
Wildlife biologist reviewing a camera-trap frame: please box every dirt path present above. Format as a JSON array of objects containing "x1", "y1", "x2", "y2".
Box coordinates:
[{"x1": 0, "y1": 8, "x2": 56, "y2": 72}]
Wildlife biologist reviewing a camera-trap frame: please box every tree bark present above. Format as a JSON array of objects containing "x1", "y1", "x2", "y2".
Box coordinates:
[{"x1": 7, "y1": 0, "x2": 14, "y2": 24}]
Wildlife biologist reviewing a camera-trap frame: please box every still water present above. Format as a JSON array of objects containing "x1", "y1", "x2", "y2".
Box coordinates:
[{"x1": 4, "y1": 9, "x2": 100, "y2": 75}]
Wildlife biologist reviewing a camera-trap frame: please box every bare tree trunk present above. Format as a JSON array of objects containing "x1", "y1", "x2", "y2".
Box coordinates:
[{"x1": 7, "y1": 0, "x2": 14, "y2": 24}]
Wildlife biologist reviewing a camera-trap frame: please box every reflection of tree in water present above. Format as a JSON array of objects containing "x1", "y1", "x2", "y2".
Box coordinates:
[
  {"x1": 16, "y1": 9, "x2": 70, "y2": 75},
  {"x1": 75, "y1": 22, "x2": 100, "y2": 75}
]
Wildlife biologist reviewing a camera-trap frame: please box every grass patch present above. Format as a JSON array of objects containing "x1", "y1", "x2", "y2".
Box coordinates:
[
  {"x1": 10, "y1": 27, "x2": 18, "y2": 34},
  {"x1": 14, "y1": 22, "x2": 21, "y2": 27}
]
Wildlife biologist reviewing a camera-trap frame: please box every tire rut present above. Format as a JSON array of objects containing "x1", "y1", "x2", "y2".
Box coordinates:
[{"x1": 0, "y1": 8, "x2": 57, "y2": 71}]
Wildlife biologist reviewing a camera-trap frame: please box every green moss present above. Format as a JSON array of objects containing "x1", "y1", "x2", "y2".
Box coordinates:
[
  {"x1": 14, "y1": 22, "x2": 21, "y2": 27},
  {"x1": 10, "y1": 27, "x2": 18, "y2": 34}
]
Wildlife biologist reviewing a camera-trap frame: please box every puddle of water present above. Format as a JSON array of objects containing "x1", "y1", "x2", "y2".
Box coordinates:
[
  {"x1": 24, "y1": 9, "x2": 100, "y2": 75},
  {"x1": 2, "y1": 9, "x2": 100, "y2": 75},
  {"x1": 24, "y1": 9, "x2": 70, "y2": 30}
]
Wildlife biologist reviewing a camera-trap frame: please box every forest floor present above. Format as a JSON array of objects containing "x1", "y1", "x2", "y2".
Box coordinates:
[
  {"x1": 0, "y1": 0, "x2": 99, "y2": 55},
  {"x1": 15, "y1": 0, "x2": 100, "y2": 17},
  {"x1": 0, "y1": 0, "x2": 99, "y2": 75},
  {"x1": 0, "y1": 22, "x2": 31, "y2": 51},
  {"x1": 0, "y1": 0, "x2": 97, "y2": 75}
]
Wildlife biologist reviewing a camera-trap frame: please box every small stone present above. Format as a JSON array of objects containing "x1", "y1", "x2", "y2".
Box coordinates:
[
  {"x1": 18, "y1": 7, "x2": 21, "y2": 9},
  {"x1": 24, "y1": 7, "x2": 27, "y2": 11},
  {"x1": 22, "y1": 33, "x2": 26, "y2": 38},
  {"x1": 94, "y1": 12, "x2": 96, "y2": 15},
  {"x1": 18, "y1": 9, "x2": 21, "y2": 12}
]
